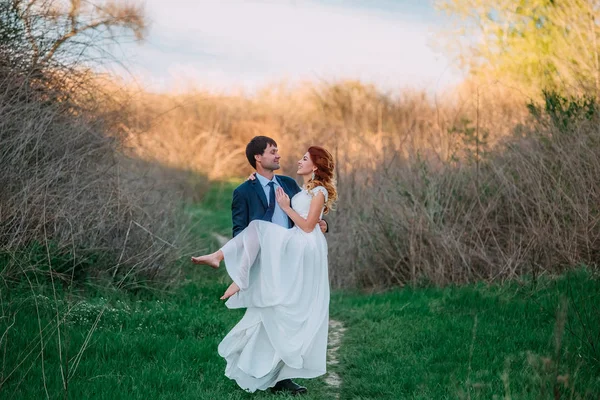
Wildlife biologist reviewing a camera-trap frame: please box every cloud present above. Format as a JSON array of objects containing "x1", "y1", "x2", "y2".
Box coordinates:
[{"x1": 113, "y1": 0, "x2": 463, "y2": 93}]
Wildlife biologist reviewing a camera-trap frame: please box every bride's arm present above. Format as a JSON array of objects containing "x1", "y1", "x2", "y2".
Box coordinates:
[{"x1": 276, "y1": 188, "x2": 325, "y2": 233}]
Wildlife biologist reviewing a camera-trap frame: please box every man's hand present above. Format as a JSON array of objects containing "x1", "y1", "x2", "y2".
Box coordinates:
[{"x1": 318, "y1": 220, "x2": 327, "y2": 234}]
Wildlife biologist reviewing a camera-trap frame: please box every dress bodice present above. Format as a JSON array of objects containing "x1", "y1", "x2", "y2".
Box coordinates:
[{"x1": 291, "y1": 186, "x2": 328, "y2": 220}]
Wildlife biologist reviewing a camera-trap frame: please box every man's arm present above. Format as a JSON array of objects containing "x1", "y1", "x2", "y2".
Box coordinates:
[{"x1": 232, "y1": 188, "x2": 249, "y2": 237}]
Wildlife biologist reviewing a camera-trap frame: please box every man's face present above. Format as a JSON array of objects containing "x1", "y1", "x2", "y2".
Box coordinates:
[{"x1": 256, "y1": 144, "x2": 281, "y2": 171}]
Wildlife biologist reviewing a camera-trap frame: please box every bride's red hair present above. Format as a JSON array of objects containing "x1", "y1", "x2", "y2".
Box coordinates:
[{"x1": 305, "y1": 146, "x2": 338, "y2": 214}]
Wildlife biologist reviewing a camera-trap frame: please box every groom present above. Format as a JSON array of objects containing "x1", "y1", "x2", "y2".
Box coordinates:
[{"x1": 231, "y1": 135, "x2": 327, "y2": 396}]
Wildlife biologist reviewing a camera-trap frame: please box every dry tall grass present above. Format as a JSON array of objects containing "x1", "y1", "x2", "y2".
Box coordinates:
[
  {"x1": 327, "y1": 90, "x2": 600, "y2": 287},
  {"x1": 123, "y1": 79, "x2": 583, "y2": 288},
  {"x1": 330, "y1": 115, "x2": 600, "y2": 287},
  {"x1": 0, "y1": 51, "x2": 201, "y2": 287},
  {"x1": 124, "y1": 81, "x2": 524, "y2": 177}
]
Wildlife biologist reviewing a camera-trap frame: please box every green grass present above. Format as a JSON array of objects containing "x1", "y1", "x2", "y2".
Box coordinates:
[
  {"x1": 333, "y1": 270, "x2": 600, "y2": 399},
  {"x1": 1, "y1": 275, "x2": 333, "y2": 399},
  {"x1": 186, "y1": 179, "x2": 240, "y2": 252},
  {"x1": 1, "y1": 181, "x2": 599, "y2": 399}
]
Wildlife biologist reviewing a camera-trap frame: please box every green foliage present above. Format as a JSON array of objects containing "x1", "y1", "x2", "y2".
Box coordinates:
[
  {"x1": 527, "y1": 90, "x2": 598, "y2": 133},
  {"x1": 436, "y1": 0, "x2": 600, "y2": 97}
]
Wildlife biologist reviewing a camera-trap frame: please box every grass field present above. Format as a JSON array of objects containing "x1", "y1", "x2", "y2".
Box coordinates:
[
  {"x1": 334, "y1": 269, "x2": 600, "y2": 399},
  {"x1": 1, "y1": 182, "x2": 599, "y2": 399}
]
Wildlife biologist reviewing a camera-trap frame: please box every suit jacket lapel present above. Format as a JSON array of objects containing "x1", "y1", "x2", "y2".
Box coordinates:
[
  {"x1": 251, "y1": 179, "x2": 268, "y2": 209},
  {"x1": 275, "y1": 177, "x2": 297, "y2": 227},
  {"x1": 277, "y1": 176, "x2": 295, "y2": 198}
]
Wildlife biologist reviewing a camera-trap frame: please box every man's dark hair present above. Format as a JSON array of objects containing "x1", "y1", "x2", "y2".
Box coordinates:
[{"x1": 245, "y1": 136, "x2": 277, "y2": 169}]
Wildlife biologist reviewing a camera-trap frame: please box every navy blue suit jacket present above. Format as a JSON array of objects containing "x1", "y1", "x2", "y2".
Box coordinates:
[{"x1": 231, "y1": 175, "x2": 301, "y2": 237}]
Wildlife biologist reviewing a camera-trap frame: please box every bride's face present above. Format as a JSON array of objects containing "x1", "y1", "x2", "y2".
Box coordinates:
[{"x1": 297, "y1": 152, "x2": 315, "y2": 176}]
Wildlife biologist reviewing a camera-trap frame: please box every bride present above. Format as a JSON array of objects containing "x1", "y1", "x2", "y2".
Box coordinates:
[{"x1": 191, "y1": 146, "x2": 337, "y2": 394}]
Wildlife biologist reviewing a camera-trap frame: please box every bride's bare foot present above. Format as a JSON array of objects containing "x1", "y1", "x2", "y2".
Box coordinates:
[
  {"x1": 191, "y1": 250, "x2": 223, "y2": 269},
  {"x1": 220, "y1": 282, "x2": 240, "y2": 300}
]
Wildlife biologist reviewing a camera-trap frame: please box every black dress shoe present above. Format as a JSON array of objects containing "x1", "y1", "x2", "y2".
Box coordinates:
[{"x1": 270, "y1": 379, "x2": 308, "y2": 395}]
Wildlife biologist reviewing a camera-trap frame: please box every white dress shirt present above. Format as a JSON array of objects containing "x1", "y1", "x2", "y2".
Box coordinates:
[{"x1": 255, "y1": 173, "x2": 290, "y2": 229}]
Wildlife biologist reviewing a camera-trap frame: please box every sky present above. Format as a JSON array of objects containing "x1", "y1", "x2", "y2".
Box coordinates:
[{"x1": 107, "y1": 0, "x2": 464, "y2": 94}]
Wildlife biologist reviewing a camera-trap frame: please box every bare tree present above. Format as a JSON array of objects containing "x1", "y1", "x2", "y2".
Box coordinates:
[{"x1": 4, "y1": 0, "x2": 146, "y2": 67}]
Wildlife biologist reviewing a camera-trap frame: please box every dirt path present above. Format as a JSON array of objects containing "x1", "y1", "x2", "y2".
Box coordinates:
[{"x1": 325, "y1": 319, "x2": 346, "y2": 398}]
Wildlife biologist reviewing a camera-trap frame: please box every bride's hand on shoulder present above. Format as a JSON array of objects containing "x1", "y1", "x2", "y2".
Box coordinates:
[
  {"x1": 246, "y1": 172, "x2": 256, "y2": 181},
  {"x1": 275, "y1": 187, "x2": 290, "y2": 210}
]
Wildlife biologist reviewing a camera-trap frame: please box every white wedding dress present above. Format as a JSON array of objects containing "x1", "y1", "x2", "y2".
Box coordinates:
[{"x1": 217, "y1": 186, "x2": 330, "y2": 392}]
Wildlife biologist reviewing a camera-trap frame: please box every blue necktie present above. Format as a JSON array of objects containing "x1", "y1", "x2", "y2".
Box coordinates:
[{"x1": 263, "y1": 181, "x2": 276, "y2": 222}]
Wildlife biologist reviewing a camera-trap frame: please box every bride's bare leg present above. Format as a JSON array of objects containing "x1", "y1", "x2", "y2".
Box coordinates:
[
  {"x1": 220, "y1": 282, "x2": 240, "y2": 300},
  {"x1": 194, "y1": 220, "x2": 261, "y2": 287},
  {"x1": 191, "y1": 250, "x2": 224, "y2": 269}
]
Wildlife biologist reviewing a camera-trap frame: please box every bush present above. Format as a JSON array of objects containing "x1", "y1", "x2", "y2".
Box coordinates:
[
  {"x1": 328, "y1": 92, "x2": 600, "y2": 287},
  {"x1": 0, "y1": 2, "x2": 204, "y2": 288}
]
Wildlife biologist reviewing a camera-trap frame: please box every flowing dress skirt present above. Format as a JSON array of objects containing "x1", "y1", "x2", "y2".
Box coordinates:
[{"x1": 217, "y1": 220, "x2": 330, "y2": 392}]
